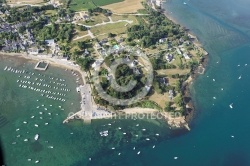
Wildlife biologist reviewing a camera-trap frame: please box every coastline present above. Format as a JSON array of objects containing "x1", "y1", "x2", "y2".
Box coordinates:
[
  {"x1": 0, "y1": 52, "x2": 86, "y2": 85},
  {"x1": 157, "y1": 3, "x2": 209, "y2": 126}
]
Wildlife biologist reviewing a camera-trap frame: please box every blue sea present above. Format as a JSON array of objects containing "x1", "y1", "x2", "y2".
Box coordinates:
[{"x1": 1, "y1": 0, "x2": 250, "y2": 165}]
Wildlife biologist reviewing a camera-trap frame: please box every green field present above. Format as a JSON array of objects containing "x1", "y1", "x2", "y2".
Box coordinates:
[{"x1": 69, "y1": 0, "x2": 124, "y2": 11}]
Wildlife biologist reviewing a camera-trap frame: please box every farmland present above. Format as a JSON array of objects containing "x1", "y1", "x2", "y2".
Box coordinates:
[
  {"x1": 69, "y1": 0, "x2": 124, "y2": 11},
  {"x1": 102, "y1": 0, "x2": 144, "y2": 13}
]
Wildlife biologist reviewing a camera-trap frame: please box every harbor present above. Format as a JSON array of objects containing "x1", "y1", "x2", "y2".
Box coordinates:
[{"x1": 63, "y1": 84, "x2": 113, "y2": 124}]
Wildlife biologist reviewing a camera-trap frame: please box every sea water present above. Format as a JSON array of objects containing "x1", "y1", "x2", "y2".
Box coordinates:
[
  {"x1": 2, "y1": 0, "x2": 250, "y2": 165},
  {"x1": 88, "y1": 0, "x2": 250, "y2": 165},
  {"x1": 0, "y1": 56, "x2": 174, "y2": 166}
]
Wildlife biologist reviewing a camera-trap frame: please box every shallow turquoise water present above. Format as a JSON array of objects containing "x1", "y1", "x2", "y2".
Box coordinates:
[{"x1": 0, "y1": 56, "x2": 173, "y2": 166}]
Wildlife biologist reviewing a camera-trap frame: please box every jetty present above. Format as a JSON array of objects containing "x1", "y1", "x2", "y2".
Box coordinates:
[
  {"x1": 63, "y1": 84, "x2": 113, "y2": 124},
  {"x1": 34, "y1": 61, "x2": 49, "y2": 71}
]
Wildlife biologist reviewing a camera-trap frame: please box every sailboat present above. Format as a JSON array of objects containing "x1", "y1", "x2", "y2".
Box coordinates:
[{"x1": 34, "y1": 134, "x2": 39, "y2": 141}]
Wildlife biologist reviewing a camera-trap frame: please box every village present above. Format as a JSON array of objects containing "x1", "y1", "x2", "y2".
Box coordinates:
[{"x1": 0, "y1": 0, "x2": 207, "y2": 128}]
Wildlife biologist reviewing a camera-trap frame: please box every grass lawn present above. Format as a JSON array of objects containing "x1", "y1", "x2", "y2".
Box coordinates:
[
  {"x1": 69, "y1": 0, "x2": 124, "y2": 11},
  {"x1": 69, "y1": 0, "x2": 96, "y2": 11},
  {"x1": 91, "y1": 22, "x2": 127, "y2": 35},
  {"x1": 45, "y1": 10, "x2": 57, "y2": 16},
  {"x1": 149, "y1": 91, "x2": 170, "y2": 108},
  {"x1": 111, "y1": 15, "x2": 139, "y2": 25},
  {"x1": 157, "y1": 69, "x2": 190, "y2": 76}
]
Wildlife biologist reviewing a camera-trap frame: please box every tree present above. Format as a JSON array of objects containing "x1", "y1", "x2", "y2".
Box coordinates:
[
  {"x1": 76, "y1": 57, "x2": 94, "y2": 71},
  {"x1": 108, "y1": 33, "x2": 115, "y2": 38},
  {"x1": 165, "y1": 102, "x2": 171, "y2": 112},
  {"x1": 174, "y1": 94, "x2": 183, "y2": 107}
]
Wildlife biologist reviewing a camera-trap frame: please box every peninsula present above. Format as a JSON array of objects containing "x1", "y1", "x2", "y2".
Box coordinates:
[{"x1": 0, "y1": 0, "x2": 208, "y2": 129}]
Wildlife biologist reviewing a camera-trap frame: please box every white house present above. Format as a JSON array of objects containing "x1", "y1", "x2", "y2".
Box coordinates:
[
  {"x1": 45, "y1": 39, "x2": 55, "y2": 46},
  {"x1": 183, "y1": 53, "x2": 191, "y2": 60},
  {"x1": 91, "y1": 60, "x2": 103, "y2": 70},
  {"x1": 28, "y1": 47, "x2": 39, "y2": 55}
]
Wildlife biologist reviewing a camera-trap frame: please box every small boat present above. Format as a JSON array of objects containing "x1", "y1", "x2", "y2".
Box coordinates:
[
  {"x1": 152, "y1": 145, "x2": 155, "y2": 148},
  {"x1": 27, "y1": 159, "x2": 31, "y2": 161},
  {"x1": 48, "y1": 146, "x2": 53, "y2": 149},
  {"x1": 24, "y1": 139, "x2": 28, "y2": 142},
  {"x1": 183, "y1": 2, "x2": 187, "y2": 5},
  {"x1": 111, "y1": 147, "x2": 115, "y2": 150},
  {"x1": 45, "y1": 123, "x2": 49, "y2": 125},
  {"x1": 118, "y1": 153, "x2": 121, "y2": 155},
  {"x1": 229, "y1": 103, "x2": 233, "y2": 109},
  {"x1": 146, "y1": 138, "x2": 150, "y2": 141},
  {"x1": 137, "y1": 151, "x2": 140, "y2": 155},
  {"x1": 155, "y1": 133, "x2": 159, "y2": 136},
  {"x1": 4, "y1": 66, "x2": 8, "y2": 70},
  {"x1": 142, "y1": 129, "x2": 146, "y2": 131},
  {"x1": 238, "y1": 75, "x2": 242, "y2": 79},
  {"x1": 133, "y1": 147, "x2": 136, "y2": 150},
  {"x1": 34, "y1": 134, "x2": 39, "y2": 141},
  {"x1": 34, "y1": 124, "x2": 39, "y2": 127},
  {"x1": 174, "y1": 157, "x2": 178, "y2": 159},
  {"x1": 35, "y1": 160, "x2": 39, "y2": 163}
]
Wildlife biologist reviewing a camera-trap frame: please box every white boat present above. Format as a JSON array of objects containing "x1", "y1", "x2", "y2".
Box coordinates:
[
  {"x1": 229, "y1": 103, "x2": 233, "y2": 109},
  {"x1": 137, "y1": 151, "x2": 141, "y2": 155},
  {"x1": 4, "y1": 66, "x2": 8, "y2": 70},
  {"x1": 35, "y1": 160, "x2": 39, "y2": 163},
  {"x1": 34, "y1": 134, "x2": 39, "y2": 140},
  {"x1": 152, "y1": 145, "x2": 155, "y2": 148},
  {"x1": 174, "y1": 157, "x2": 178, "y2": 159},
  {"x1": 183, "y1": 2, "x2": 187, "y2": 5},
  {"x1": 238, "y1": 75, "x2": 242, "y2": 79},
  {"x1": 100, "y1": 130, "x2": 109, "y2": 137}
]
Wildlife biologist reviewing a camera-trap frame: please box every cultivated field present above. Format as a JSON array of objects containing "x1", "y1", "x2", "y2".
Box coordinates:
[
  {"x1": 7, "y1": 0, "x2": 44, "y2": 5},
  {"x1": 102, "y1": 0, "x2": 144, "y2": 14},
  {"x1": 69, "y1": 0, "x2": 123, "y2": 11}
]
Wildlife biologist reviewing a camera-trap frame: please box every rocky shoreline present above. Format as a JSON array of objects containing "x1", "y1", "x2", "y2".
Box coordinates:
[{"x1": 151, "y1": 1, "x2": 209, "y2": 129}]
